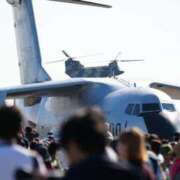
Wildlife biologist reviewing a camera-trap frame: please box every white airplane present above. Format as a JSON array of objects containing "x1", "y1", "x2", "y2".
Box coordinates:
[{"x1": 1, "y1": 0, "x2": 180, "y2": 139}]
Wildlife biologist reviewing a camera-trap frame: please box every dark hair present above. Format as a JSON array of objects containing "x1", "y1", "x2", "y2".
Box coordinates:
[
  {"x1": 173, "y1": 132, "x2": 180, "y2": 142},
  {"x1": 0, "y1": 105, "x2": 23, "y2": 140},
  {"x1": 150, "y1": 139, "x2": 162, "y2": 155},
  {"x1": 25, "y1": 127, "x2": 32, "y2": 134},
  {"x1": 59, "y1": 108, "x2": 107, "y2": 155}
]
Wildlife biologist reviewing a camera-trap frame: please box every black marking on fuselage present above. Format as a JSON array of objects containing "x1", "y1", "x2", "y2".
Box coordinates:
[{"x1": 109, "y1": 122, "x2": 122, "y2": 137}]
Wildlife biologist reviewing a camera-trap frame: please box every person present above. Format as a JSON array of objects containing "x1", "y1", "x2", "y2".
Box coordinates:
[
  {"x1": 170, "y1": 142, "x2": 180, "y2": 180},
  {"x1": 173, "y1": 132, "x2": 180, "y2": 143},
  {"x1": 161, "y1": 143, "x2": 174, "y2": 179},
  {"x1": 104, "y1": 122, "x2": 114, "y2": 144},
  {"x1": 30, "y1": 137, "x2": 52, "y2": 169},
  {"x1": 17, "y1": 131, "x2": 29, "y2": 148},
  {"x1": 150, "y1": 139, "x2": 164, "y2": 165},
  {"x1": 117, "y1": 128, "x2": 156, "y2": 180},
  {"x1": 0, "y1": 105, "x2": 47, "y2": 180},
  {"x1": 25, "y1": 126, "x2": 35, "y2": 145},
  {"x1": 48, "y1": 140, "x2": 60, "y2": 169},
  {"x1": 59, "y1": 108, "x2": 140, "y2": 180}
]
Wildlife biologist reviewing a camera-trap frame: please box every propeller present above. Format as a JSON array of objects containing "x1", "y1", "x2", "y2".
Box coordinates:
[{"x1": 49, "y1": 0, "x2": 112, "y2": 8}]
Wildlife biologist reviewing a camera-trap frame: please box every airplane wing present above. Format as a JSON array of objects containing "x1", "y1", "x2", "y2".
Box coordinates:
[
  {"x1": 150, "y1": 82, "x2": 180, "y2": 100},
  {"x1": 50, "y1": 0, "x2": 112, "y2": 8},
  {"x1": 0, "y1": 79, "x2": 92, "y2": 103}
]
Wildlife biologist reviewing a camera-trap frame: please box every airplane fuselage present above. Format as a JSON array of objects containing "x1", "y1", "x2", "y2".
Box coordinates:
[
  {"x1": 15, "y1": 78, "x2": 180, "y2": 139},
  {"x1": 6, "y1": 1, "x2": 180, "y2": 139}
]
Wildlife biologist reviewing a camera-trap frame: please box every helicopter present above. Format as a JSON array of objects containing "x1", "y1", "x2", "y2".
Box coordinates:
[{"x1": 46, "y1": 51, "x2": 144, "y2": 78}]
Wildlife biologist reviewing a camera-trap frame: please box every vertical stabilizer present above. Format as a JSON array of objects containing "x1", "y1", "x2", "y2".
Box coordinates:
[{"x1": 8, "y1": 0, "x2": 50, "y2": 84}]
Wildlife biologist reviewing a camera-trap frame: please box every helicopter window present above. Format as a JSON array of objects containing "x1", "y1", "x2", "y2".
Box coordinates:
[
  {"x1": 162, "y1": 103, "x2": 176, "y2": 112},
  {"x1": 125, "y1": 104, "x2": 134, "y2": 115},
  {"x1": 142, "y1": 103, "x2": 160, "y2": 112},
  {"x1": 133, "y1": 104, "x2": 140, "y2": 116}
]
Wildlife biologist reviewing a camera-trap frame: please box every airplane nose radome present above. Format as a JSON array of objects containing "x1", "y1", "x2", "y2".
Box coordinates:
[{"x1": 142, "y1": 112, "x2": 177, "y2": 139}]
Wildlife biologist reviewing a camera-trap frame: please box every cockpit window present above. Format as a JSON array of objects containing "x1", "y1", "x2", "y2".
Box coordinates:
[
  {"x1": 125, "y1": 104, "x2": 140, "y2": 116},
  {"x1": 162, "y1": 103, "x2": 176, "y2": 112},
  {"x1": 125, "y1": 104, "x2": 134, "y2": 115},
  {"x1": 142, "y1": 103, "x2": 160, "y2": 112},
  {"x1": 133, "y1": 104, "x2": 140, "y2": 115}
]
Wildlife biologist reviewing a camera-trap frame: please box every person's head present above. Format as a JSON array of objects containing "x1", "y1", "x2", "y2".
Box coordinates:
[
  {"x1": 173, "y1": 132, "x2": 180, "y2": 142},
  {"x1": 150, "y1": 139, "x2": 162, "y2": 155},
  {"x1": 0, "y1": 105, "x2": 23, "y2": 142},
  {"x1": 173, "y1": 142, "x2": 180, "y2": 159},
  {"x1": 117, "y1": 128, "x2": 148, "y2": 164},
  {"x1": 59, "y1": 108, "x2": 107, "y2": 165},
  {"x1": 161, "y1": 144, "x2": 173, "y2": 165},
  {"x1": 25, "y1": 126, "x2": 32, "y2": 134}
]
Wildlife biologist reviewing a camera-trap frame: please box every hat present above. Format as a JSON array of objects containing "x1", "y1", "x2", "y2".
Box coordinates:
[{"x1": 161, "y1": 144, "x2": 173, "y2": 156}]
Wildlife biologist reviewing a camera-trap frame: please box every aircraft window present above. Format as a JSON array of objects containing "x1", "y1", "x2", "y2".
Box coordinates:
[
  {"x1": 125, "y1": 104, "x2": 134, "y2": 115},
  {"x1": 133, "y1": 104, "x2": 140, "y2": 115},
  {"x1": 142, "y1": 103, "x2": 160, "y2": 112},
  {"x1": 162, "y1": 103, "x2": 176, "y2": 112}
]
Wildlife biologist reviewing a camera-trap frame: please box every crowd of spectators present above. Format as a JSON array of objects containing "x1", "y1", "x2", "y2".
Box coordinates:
[{"x1": 0, "y1": 105, "x2": 180, "y2": 180}]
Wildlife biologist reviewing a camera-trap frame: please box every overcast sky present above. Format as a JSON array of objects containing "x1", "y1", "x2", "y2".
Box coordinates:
[{"x1": 0, "y1": 0, "x2": 180, "y2": 87}]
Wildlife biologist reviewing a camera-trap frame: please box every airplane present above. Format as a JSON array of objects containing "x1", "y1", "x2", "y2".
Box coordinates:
[
  {"x1": 1, "y1": 0, "x2": 180, "y2": 139},
  {"x1": 46, "y1": 50, "x2": 143, "y2": 78}
]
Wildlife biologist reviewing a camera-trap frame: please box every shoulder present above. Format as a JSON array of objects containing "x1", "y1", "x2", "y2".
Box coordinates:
[
  {"x1": 11, "y1": 145, "x2": 39, "y2": 160},
  {"x1": 13, "y1": 145, "x2": 47, "y2": 174},
  {"x1": 66, "y1": 158, "x2": 141, "y2": 180},
  {"x1": 138, "y1": 163, "x2": 156, "y2": 180},
  {"x1": 174, "y1": 172, "x2": 180, "y2": 180},
  {"x1": 12, "y1": 145, "x2": 34, "y2": 156},
  {"x1": 0, "y1": 144, "x2": 35, "y2": 159}
]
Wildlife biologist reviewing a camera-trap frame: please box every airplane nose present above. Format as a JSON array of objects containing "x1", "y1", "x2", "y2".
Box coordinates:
[{"x1": 142, "y1": 112, "x2": 178, "y2": 139}]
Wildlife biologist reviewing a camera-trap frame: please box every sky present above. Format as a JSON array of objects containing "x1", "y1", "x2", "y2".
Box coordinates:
[{"x1": 0, "y1": 0, "x2": 180, "y2": 87}]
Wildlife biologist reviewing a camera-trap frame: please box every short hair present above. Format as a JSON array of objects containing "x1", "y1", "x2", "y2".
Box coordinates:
[
  {"x1": 0, "y1": 105, "x2": 23, "y2": 140},
  {"x1": 59, "y1": 108, "x2": 107, "y2": 154}
]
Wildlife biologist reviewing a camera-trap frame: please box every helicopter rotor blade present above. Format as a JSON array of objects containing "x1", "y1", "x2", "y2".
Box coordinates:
[
  {"x1": 48, "y1": 0, "x2": 112, "y2": 8},
  {"x1": 62, "y1": 50, "x2": 71, "y2": 58},
  {"x1": 45, "y1": 59, "x2": 66, "y2": 64},
  {"x1": 71, "y1": 53, "x2": 103, "y2": 59},
  {"x1": 44, "y1": 53, "x2": 103, "y2": 64},
  {"x1": 45, "y1": 59, "x2": 144, "y2": 64},
  {"x1": 114, "y1": 51, "x2": 122, "y2": 60},
  {"x1": 119, "y1": 60, "x2": 144, "y2": 62}
]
